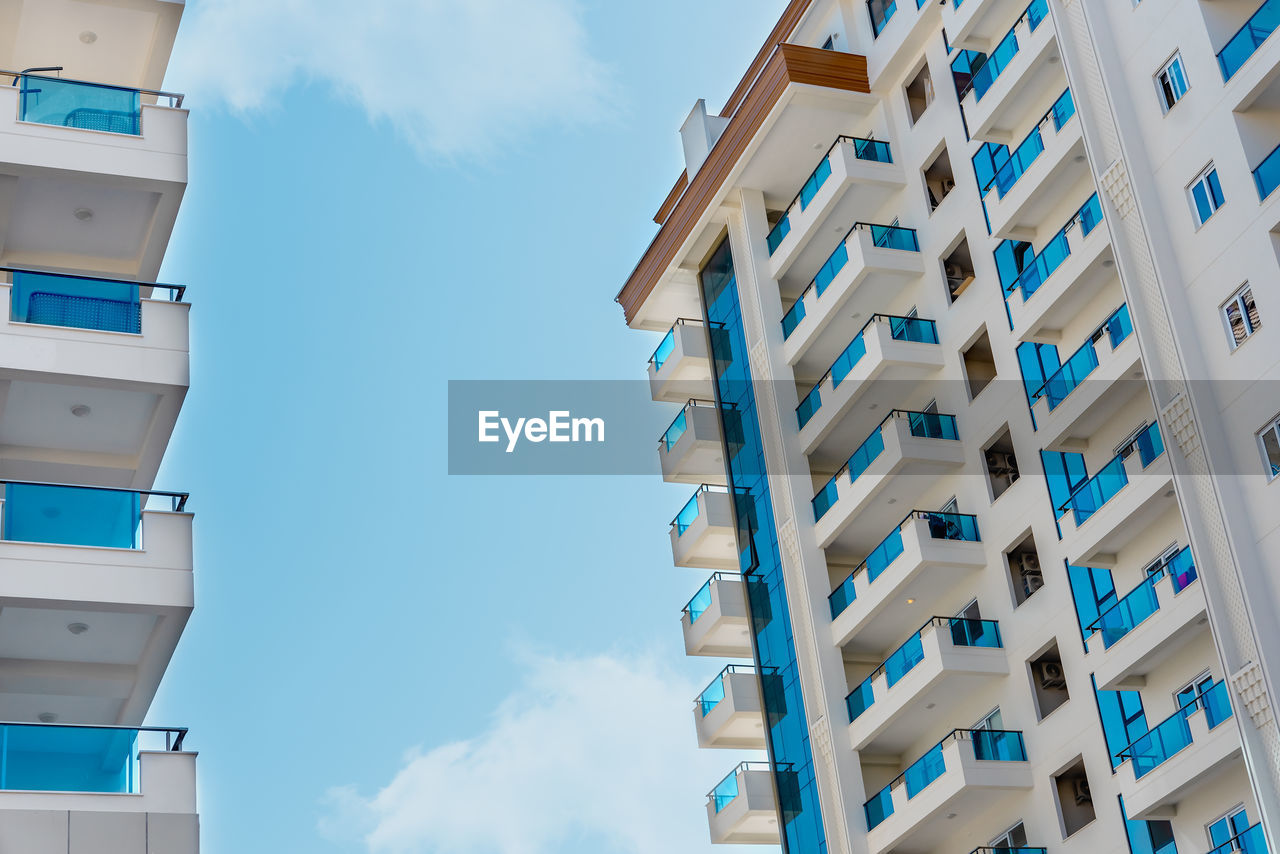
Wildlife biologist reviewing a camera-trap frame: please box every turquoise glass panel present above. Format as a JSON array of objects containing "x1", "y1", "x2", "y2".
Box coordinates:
[
  {"x1": 19, "y1": 76, "x2": 141, "y2": 135},
  {"x1": 1203, "y1": 680, "x2": 1234, "y2": 729},
  {"x1": 949, "y1": 618, "x2": 1002, "y2": 648},
  {"x1": 1218, "y1": 0, "x2": 1280, "y2": 80},
  {"x1": 889, "y1": 316, "x2": 939, "y2": 343},
  {"x1": 831, "y1": 331, "x2": 868, "y2": 387},
  {"x1": 904, "y1": 742, "x2": 946, "y2": 797},
  {"x1": 799, "y1": 157, "x2": 833, "y2": 210},
  {"x1": 813, "y1": 478, "x2": 840, "y2": 521},
  {"x1": 865, "y1": 525, "x2": 906, "y2": 582},
  {"x1": 781, "y1": 298, "x2": 807, "y2": 339},
  {"x1": 675, "y1": 490, "x2": 702, "y2": 536},
  {"x1": 662, "y1": 410, "x2": 688, "y2": 451},
  {"x1": 1096, "y1": 579, "x2": 1160, "y2": 649},
  {"x1": 870, "y1": 224, "x2": 919, "y2": 251},
  {"x1": 1066, "y1": 455, "x2": 1129, "y2": 525},
  {"x1": 853, "y1": 138, "x2": 893, "y2": 163},
  {"x1": 1128, "y1": 711, "x2": 1192, "y2": 777},
  {"x1": 864, "y1": 786, "x2": 894, "y2": 828},
  {"x1": 1167, "y1": 546, "x2": 1197, "y2": 593},
  {"x1": 1108, "y1": 303, "x2": 1134, "y2": 348},
  {"x1": 712, "y1": 769, "x2": 739, "y2": 812},
  {"x1": 906, "y1": 412, "x2": 958, "y2": 440},
  {"x1": 1135, "y1": 422, "x2": 1164, "y2": 468},
  {"x1": 1255, "y1": 144, "x2": 1280, "y2": 200},
  {"x1": 814, "y1": 242, "x2": 850, "y2": 296},
  {"x1": 846, "y1": 680, "x2": 875, "y2": 721},
  {"x1": 10, "y1": 272, "x2": 140, "y2": 333},
  {"x1": 0, "y1": 724, "x2": 138, "y2": 793},
  {"x1": 652, "y1": 328, "x2": 676, "y2": 370},
  {"x1": 849, "y1": 425, "x2": 887, "y2": 482},
  {"x1": 972, "y1": 729, "x2": 1027, "y2": 761},
  {"x1": 698, "y1": 672, "x2": 728, "y2": 717},
  {"x1": 767, "y1": 214, "x2": 791, "y2": 255},
  {"x1": 3, "y1": 484, "x2": 140, "y2": 548},
  {"x1": 921, "y1": 511, "x2": 980, "y2": 541},
  {"x1": 797, "y1": 386, "x2": 822, "y2": 429},
  {"x1": 884, "y1": 631, "x2": 925, "y2": 686},
  {"x1": 687, "y1": 578, "x2": 714, "y2": 622},
  {"x1": 829, "y1": 572, "x2": 856, "y2": 617},
  {"x1": 1041, "y1": 340, "x2": 1099, "y2": 409}
]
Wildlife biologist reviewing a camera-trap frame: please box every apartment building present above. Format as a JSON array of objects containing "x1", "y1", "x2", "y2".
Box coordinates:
[
  {"x1": 0, "y1": 1, "x2": 198, "y2": 851},
  {"x1": 624, "y1": 0, "x2": 1280, "y2": 852}
]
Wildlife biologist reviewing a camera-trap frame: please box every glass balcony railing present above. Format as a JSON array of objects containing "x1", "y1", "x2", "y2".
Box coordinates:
[
  {"x1": 673, "y1": 484, "x2": 728, "y2": 536},
  {"x1": 1253, "y1": 143, "x2": 1280, "y2": 201},
  {"x1": 1058, "y1": 422, "x2": 1163, "y2": 525},
  {"x1": 685, "y1": 572, "x2": 740, "y2": 623},
  {"x1": 968, "y1": 0, "x2": 1049, "y2": 100},
  {"x1": 0, "y1": 481, "x2": 187, "y2": 549},
  {"x1": 847, "y1": 617, "x2": 1002, "y2": 721},
  {"x1": 829, "y1": 510, "x2": 981, "y2": 618},
  {"x1": 1118, "y1": 680, "x2": 1233, "y2": 777},
  {"x1": 1207, "y1": 824, "x2": 1270, "y2": 854},
  {"x1": 698, "y1": 665, "x2": 754, "y2": 716},
  {"x1": 1088, "y1": 547, "x2": 1197, "y2": 649},
  {"x1": 660, "y1": 399, "x2": 716, "y2": 451},
  {"x1": 782, "y1": 298, "x2": 807, "y2": 339},
  {"x1": 4, "y1": 267, "x2": 186, "y2": 335},
  {"x1": 1218, "y1": 0, "x2": 1280, "y2": 81},
  {"x1": 708, "y1": 761, "x2": 778, "y2": 813},
  {"x1": 864, "y1": 729, "x2": 1027, "y2": 829},
  {"x1": 766, "y1": 136, "x2": 895, "y2": 255},
  {"x1": 0, "y1": 722, "x2": 186, "y2": 793},
  {"x1": 1006, "y1": 193, "x2": 1103, "y2": 301},
  {"x1": 983, "y1": 89, "x2": 1075, "y2": 201},
  {"x1": 649, "y1": 318, "x2": 709, "y2": 371},
  {"x1": 17, "y1": 74, "x2": 140, "y2": 135},
  {"x1": 1032, "y1": 303, "x2": 1132, "y2": 410},
  {"x1": 795, "y1": 315, "x2": 938, "y2": 428}
]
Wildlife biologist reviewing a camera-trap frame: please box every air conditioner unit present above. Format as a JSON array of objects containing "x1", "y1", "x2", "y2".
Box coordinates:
[
  {"x1": 986, "y1": 452, "x2": 1018, "y2": 477},
  {"x1": 1072, "y1": 778, "x2": 1092, "y2": 804},
  {"x1": 1019, "y1": 553, "x2": 1040, "y2": 574},
  {"x1": 1039, "y1": 661, "x2": 1066, "y2": 689},
  {"x1": 942, "y1": 177, "x2": 956, "y2": 193}
]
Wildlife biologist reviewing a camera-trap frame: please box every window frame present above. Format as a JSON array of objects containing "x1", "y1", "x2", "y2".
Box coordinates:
[
  {"x1": 1258, "y1": 413, "x2": 1280, "y2": 480},
  {"x1": 1155, "y1": 51, "x2": 1189, "y2": 113},
  {"x1": 1221, "y1": 283, "x2": 1262, "y2": 350},
  {"x1": 1189, "y1": 163, "x2": 1226, "y2": 227}
]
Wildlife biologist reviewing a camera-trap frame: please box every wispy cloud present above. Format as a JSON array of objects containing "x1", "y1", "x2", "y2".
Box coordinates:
[
  {"x1": 320, "y1": 650, "x2": 765, "y2": 854},
  {"x1": 169, "y1": 0, "x2": 611, "y2": 159}
]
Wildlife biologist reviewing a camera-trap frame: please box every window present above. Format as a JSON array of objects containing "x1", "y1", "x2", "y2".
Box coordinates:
[
  {"x1": 906, "y1": 63, "x2": 935, "y2": 124},
  {"x1": 822, "y1": 34, "x2": 838, "y2": 50},
  {"x1": 1222, "y1": 284, "x2": 1261, "y2": 349},
  {"x1": 1156, "y1": 53, "x2": 1188, "y2": 112},
  {"x1": 1189, "y1": 165, "x2": 1225, "y2": 226},
  {"x1": 1258, "y1": 415, "x2": 1280, "y2": 478},
  {"x1": 992, "y1": 822, "x2": 1029, "y2": 849},
  {"x1": 1176, "y1": 671, "x2": 1215, "y2": 716},
  {"x1": 974, "y1": 708, "x2": 1004, "y2": 730},
  {"x1": 1208, "y1": 806, "x2": 1251, "y2": 851}
]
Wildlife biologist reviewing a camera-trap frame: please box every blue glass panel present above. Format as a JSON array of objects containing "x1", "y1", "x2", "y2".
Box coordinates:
[
  {"x1": 19, "y1": 76, "x2": 141, "y2": 135},
  {"x1": 991, "y1": 127, "x2": 1045, "y2": 199},
  {"x1": 813, "y1": 478, "x2": 840, "y2": 521},
  {"x1": 1128, "y1": 711, "x2": 1192, "y2": 777},
  {"x1": 1066, "y1": 456, "x2": 1129, "y2": 525},
  {"x1": 815, "y1": 241, "x2": 850, "y2": 295},
  {"x1": 652, "y1": 328, "x2": 676, "y2": 370},
  {"x1": 1051, "y1": 88, "x2": 1077, "y2": 130},
  {"x1": 846, "y1": 680, "x2": 875, "y2": 721},
  {"x1": 889, "y1": 316, "x2": 939, "y2": 343},
  {"x1": 906, "y1": 412, "x2": 958, "y2": 440},
  {"x1": 864, "y1": 786, "x2": 894, "y2": 828},
  {"x1": 1210, "y1": 824, "x2": 1269, "y2": 854},
  {"x1": 971, "y1": 32, "x2": 1020, "y2": 100},
  {"x1": 675, "y1": 490, "x2": 702, "y2": 536},
  {"x1": 972, "y1": 729, "x2": 1027, "y2": 761},
  {"x1": 662, "y1": 410, "x2": 688, "y2": 451},
  {"x1": 797, "y1": 387, "x2": 822, "y2": 429},
  {"x1": 853, "y1": 138, "x2": 893, "y2": 163},
  {"x1": 1167, "y1": 546, "x2": 1197, "y2": 593},
  {"x1": 1096, "y1": 578, "x2": 1160, "y2": 649},
  {"x1": 1219, "y1": 0, "x2": 1280, "y2": 80},
  {"x1": 1080, "y1": 193, "x2": 1104, "y2": 236},
  {"x1": 865, "y1": 525, "x2": 905, "y2": 582},
  {"x1": 2, "y1": 484, "x2": 140, "y2": 548},
  {"x1": 884, "y1": 631, "x2": 925, "y2": 686},
  {"x1": 921, "y1": 511, "x2": 980, "y2": 541},
  {"x1": 849, "y1": 425, "x2": 887, "y2": 482},
  {"x1": 767, "y1": 215, "x2": 792, "y2": 255},
  {"x1": 831, "y1": 331, "x2": 868, "y2": 387},
  {"x1": 1203, "y1": 680, "x2": 1234, "y2": 729},
  {"x1": 0, "y1": 724, "x2": 138, "y2": 793},
  {"x1": 904, "y1": 742, "x2": 946, "y2": 796},
  {"x1": 699, "y1": 672, "x2": 728, "y2": 716},
  {"x1": 949, "y1": 618, "x2": 1002, "y2": 648},
  {"x1": 829, "y1": 573, "x2": 856, "y2": 618},
  {"x1": 1108, "y1": 303, "x2": 1134, "y2": 348},
  {"x1": 1255, "y1": 144, "x2": 1280, "y2": 200},
  {"x1": 1040, "y1": 341, "x2": 1099, "y2": 409},
  {"x1": 870, "y1": 224, "x2": 920, "y2": 251},
  {"x1": 1135, "y1": 422, "x2": 1164, "y2": 468},
  {"x1": 871, "y1": 0, "x2": 899, "y2": 38},
  {"x1": 800, "y1": 157, "x2": 833, "y2": 210},
  {"x1": 782, "y1": 298, "x2": 807, "y2": 339},
  {"x1": 10, "y1": 272, "x2": 141, "y2": 333},
  {"x1": 687, "y1": 578, "x2": 714, "y2": 623},
  {"x1": 711, "y1": 768, "x2": 739, "y2": 812}
]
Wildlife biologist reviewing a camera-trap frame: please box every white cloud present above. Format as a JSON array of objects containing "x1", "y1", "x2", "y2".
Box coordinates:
[
  {"x1": 320, "y1": 650, "x2": 766, "y2": 854},
  {"x1": 169, "y1": 0, "x2": 611, "y2": 159}
]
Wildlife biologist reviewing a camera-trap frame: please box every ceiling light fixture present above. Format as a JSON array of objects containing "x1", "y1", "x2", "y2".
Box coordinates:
[
  {"x1": 67, "y1": 622, "x2": 89, "y2": 635},
  {"x1": 38, "y1": 712, "x2": 57, "y2": 723},
  {"x1": 71, "y1": 404, "x2": 91, "y2": 418},
  {"x1": 79, "y1": 31, "x2": 98, "y2": 44},
  {"x1": 73, "y1": 207, "x2": 94, "y2": 222}
]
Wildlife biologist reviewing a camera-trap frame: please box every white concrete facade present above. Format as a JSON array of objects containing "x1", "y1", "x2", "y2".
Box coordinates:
[{"x1": 621, "y1": 0, "x2": 1280, "y2": 852}]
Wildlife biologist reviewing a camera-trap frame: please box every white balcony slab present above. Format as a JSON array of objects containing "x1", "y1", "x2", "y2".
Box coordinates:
[
  {"x1": 1091, "y1": 575, "x2": 1210, "y2": 692},
  {"x1": 1061, "y1": 453, "x2": 1176, "y2": 569},
  {"x1": 945, "y1": 0, "x2": 1034, "y2": 53},
  {"x1": 962, "y1": 15, "x2": 1062, "y2": 143},
  {"x1": 659, "y1": 403, "x2": 726, "y2": 486},
  {"x1": 648, "y1": 321, "x2": 715, "y2": 404},
  {"x1": 0, "y1": 282, "x2": 188, "y2": 489},
  {"x1": 694, "y1": 669, "x2": 766, "y2": 750},
  {"x1": 866, "y1": 0, "x2": 945, "y2": 91},
  {"x1": 866, "y1": 735, "x2": 1033, "y2": 854},
  {"x1": 0, "y1": 87, "x2": 187, "y2": 281},
  {"x1": 1121, "y1": 707, "x2": 1244, "y2": 821},
  {"x1": 1031, "y1": 327, "x2": 1143, "y2": 453},
  {"x1": 984, "y1": 119, "x2": 1088, "y2": 241},
  {"x1": 1006, "y1": 223, "x2": 1115, "y2": 344},
  {"x1": 671, "y1": 488, "x2": 739, "y2": 570},
  {"x1": 683, "y1": 574, "x2": 753, "y2": 658},
  {"x1": 830, "y1": 516, "x2": 986, "y2": 653},
  {"x1": 706, "y1": 766, "x2": 779, "y2": 846}
]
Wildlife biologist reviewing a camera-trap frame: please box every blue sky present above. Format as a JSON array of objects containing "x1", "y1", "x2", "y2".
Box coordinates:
[{"x1": 149, "y1": 1, "x2": 788, "y2": 851}]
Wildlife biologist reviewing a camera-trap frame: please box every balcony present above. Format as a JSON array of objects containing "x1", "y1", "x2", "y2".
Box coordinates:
[
  {"x1": 1058, "y1": 425, "x2": 1176, "y2": 568},
  {"x1": 846, "y1": 618, "x2": 1007, "y2": 752},
  {"x1": 0, "y1": 73, "x2": 187, "y2": 280},
  {"x1": 863, "y1": 730, "x2": 1032, "y2": 854},
  {"x1": 0, "y1": 269, "x2": 189, "y2": 488},
  {"x1": 0, "y1": 481, "x2": 193, "y2": 725},
  {"x1": 0, "y1": 721, "x2": 196, "y2": 850},
  {"x1": 865, "y1": 0, "x2": 945, "y2": 85},
  {"x1": 811, "y1": 412, "x2": 965, "y2": 554},
  {"x1": 982, "y1": 95, "x2": 1088, "y2": 241},
  {"x1": 693, "y1": 665, "x2": 766, "y2": 749},
  {"x1": 780, "y1": 224, "x2": 923, "y2": 367},
  {"x1": 1218, "y1": 0, "x2": 1280, "y2": 83},
  {"x1": 670, "y1": 485, "x2": 738, "y2": 570},
  {"x1": 1089, "y1": 548, "x2": 1208, "y2": 691},
  {"x1": 1029, "y1": 304, "x2": 1142, "y2": 451},
  {"x1": 1118, "y1": 681, "x2": 1243, "y2": 820},
  {"x1": 961, "y1": 0, "x2": 1063, "y2": 141},
  {"x1": 1005, "y1": 195, "x2": 1114, "y2": 343},
  {"x1": 829, "y1": 512, "x2": 986, "y2": 653},
  {"x1": 648, "y1": 319, "x2": 716, "y2": 403},
  {"x1": 659, "y1": 400, "x2": 725, "y2": 486},
  {"x1": 682, "y1": 572, "x2": 753, "y2": 658},
  {"x1": 1254, "y1": 143, "x2": 1280, "y2": 201},
  {"x1": 767, "y1": 137, "x2": 905, "y2": 282},
  {"x1": 706, "y1": 762, "x2": 780, "y2": 845},
  {"x1": 797, "y1": 316, "x2": 943, "y2": 459},
  {"x1": 945, "y1": 0, "x2": 1040, "y2": 54}
]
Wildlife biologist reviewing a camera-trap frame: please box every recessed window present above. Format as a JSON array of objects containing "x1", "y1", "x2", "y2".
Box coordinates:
[
  {"x1": 962, "y1": 328, "x2": 997, "y2": 400},
  {"x1": 1222, "y1": 284, "x2": 1261, "y2": 349},
  {"x1": 1005, "y1": 533, "x2": 1042, "y2": 606},
  {"x1": 822, "y1": 34, "x2": 838, "y2": 50},
  {"x1": 1156, "y1": 53, "x2": 1189, "y2": 113},
  {"x1": 906, "y1": 63, "x2": 935, "y2": 124},
  {"x1": 924, "y1": 146, "x2": 956, "y2": 212},
  {"x1": 1208, "y1": 806, "x2": 1251, "y2": 851},
  {"x1": 1052, "y1": 758, "x2": 1096, "y2": 837},
  {"x1": 1176, "y1": 671, "x2": 1215, "y2": 714},
  {"x1": 943, "y1": 236, "x2": 976, "y2": 301},
  {"x1": 1030, "y1": 641, "x2": 1070, "y2": 720},
  {"x1": 1258, "y1": 414, "x2": 1280, "y2": 479},
  {"x1": 1189, "y1": 164, "x2": 1225, "y2": 226}
]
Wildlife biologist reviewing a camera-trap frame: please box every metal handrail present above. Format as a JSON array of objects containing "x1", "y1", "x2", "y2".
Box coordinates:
[
  {"x1": 1031, "y1": 302, "x2": 1128, "y2": 403},
  {"x1": 1084, "y1": 548, "x2": 1193, "y2": 634},
  {"x1": 768, "y1": 135, "x2": 892, "y2": 239},
  {"x1": 1005, "y1": 192, "x2": 1101, "y2": 296},
  {"x1": 853, "y1": 616, "x2": 1002, "y2": 687},
  {"x1": 956, "y1": 0, "x2": 1044, "y2": 102},
  {"x1": 6, "y1": 68, "x2": 185, "y2": 108},
  {"x1": 0, "y1": 478, "x2": 188, "y2": 512},
  {"x1": 0, "y1": 265, "x2": 186, "y2": 302},
  {"x1": 980, "y1": 89, "x2": 1073, "y2": 196},
  {"x1": 1054, "y1": 420, "x2": 1159, "y2": 515},
  {"x1": 1114, "y1": 685, "x2": 1220, "y2": 761},
  {"x1": 0, "y1": 720, "x2": 188, "y2": 751},
  {"x1": 795, "y1": 314, "x2": 937, "y2": 416}
]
